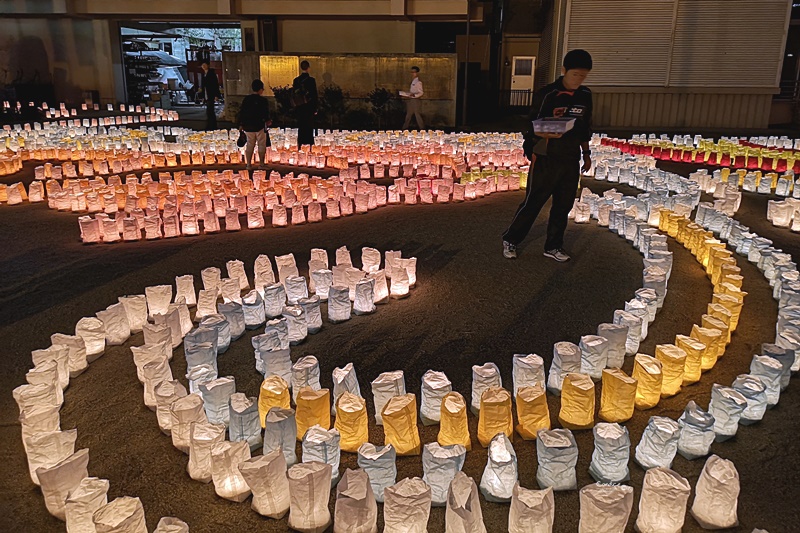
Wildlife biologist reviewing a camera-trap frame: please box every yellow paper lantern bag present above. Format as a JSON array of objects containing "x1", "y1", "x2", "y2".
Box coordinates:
[
  {"x1": 702, "y1": 314, "x2": 730, "y2": 352},
  {"x1": 295, "y1": 387, "x2": 331, "y2": 441},
  {"x1": 382, "y1": 393, "x2": 421, "y2": 456},
  {"x1": 334, "y1": 392, "x2": 369, "y2": 453},
  {"x1": 515, "y1": 384, "x2": 550, "y2": 440},
  {"x1": 598, "y1": 369, "x2": 637, "y2": 423},
  {"x1": 438, "y1": 391, "x2": 472, "y2": 451},
  {"x1": 655, "y1": 344, "x2": 687, "y2": 397},
  {"x1": 632, "y1": 354, "x2": 663, "y2": 410},
  {"x1": 720, "y1": 274, "x2": 743, "y2": 289},
  {"x1": 713, "y1": 292, "x2": 744, "y2": 331},
  {"x1": 691, "y1": 325, "x2": 723, "y2": 370},
  {"x1": 676, "y1": 334, "x2": 705, "y2": 385},
  {"x1": 558, "y1": 373, "x2": 595, "y2": 430},
  {"x1": 258, "y1": 375, "x2": 291, "y2": 428},
  {"x1": 708, "y1": 303, "x2": 734, "y2": 341},
  {"x1": 477, "y1": 387, "x2": 514, "y2": 447}
]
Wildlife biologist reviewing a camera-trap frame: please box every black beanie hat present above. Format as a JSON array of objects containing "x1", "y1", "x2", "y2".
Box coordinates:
[{"x1": 563, "y1": 49, "x2": 593, "y2": 71}]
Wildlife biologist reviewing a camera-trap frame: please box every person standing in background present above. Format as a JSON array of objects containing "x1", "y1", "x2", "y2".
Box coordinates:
[
  {"x1": 237, "y1": 79, "x2": 272, "y2": 170},
  {"x1": 401, "y1": 66, "x2": 425, "y2": 130},
  {"x1": 292, "y1": 60, "x2": 318, "y2": 148},
  {"x1": 201, "y1": 61, "x2": 221, "y2": 130}
]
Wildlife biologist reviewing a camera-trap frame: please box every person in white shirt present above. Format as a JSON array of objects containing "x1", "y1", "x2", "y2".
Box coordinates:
[{"x1": 402, "y1": 66, "x2": 425, "y2": 130}]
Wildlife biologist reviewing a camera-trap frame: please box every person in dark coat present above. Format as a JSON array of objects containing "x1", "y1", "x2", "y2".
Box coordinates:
[
  {"x1": 201, "y1": 61, "x2": 221, "y2": 130},
  {"x1": 292, "y1": 60, "x2": 318, "y2": 148},
  {"x1": 237, "y1": 79, "x2": 272, "y2": 170}
]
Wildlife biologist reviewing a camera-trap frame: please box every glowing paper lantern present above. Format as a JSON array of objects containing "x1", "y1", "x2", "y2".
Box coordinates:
[
  {"x1": 513, "y1": 383, "x2": 549, "y2": 440},
  {"x1": 655, "y1": 344, "x2": 686, "y2": 397},
  {"x1": 558, "y1": 373, "x2": 595, "y2": 430},
  {"x1": 75, "y1": 317, "x2": 105, "y2": 360},
  {"x1": 476, "y1": 387, "x2": 513, "y2": 447},
  {"x1": 597, "y1": 323, "x2": 628, "y2": 369},
  {"x1": 154, "y1": 380, "x2": 187, "y2": 435},
  {"x1": 421, "y1": 442, "x2": 466, "y2": 507},
  {"x1": 732, "y1": 374, "x2": 768, "y2": 424},
  {"x1": 589, "y1": 422, "x2": 630, "y2": 484},
  {"x1": 547, "y1": 341, "x2": 581, "y2": 395},
  {"x1": 51, "y1": 333, "x2": 88, "y2": 378},
  {"x1": 24, "y1": 429, "x2": 76, "y2": 485},
  {"x1": 311, "y1": 270, "x2": 333, "y2": 301},
  {"x1": 92, "y1": 496, "x2": 147, "y2": 533},
  {"x1": 97, "y1": 303, "x2": 130, "y2": 346},
  {"x1": 31, "y1": 345, "x2": 69, "y2": 392},
  {"x1": 295, "y1": 384, "x2": 331, "y2": 439},
  {"x1": 635, "y1": 416, "x2": 680, "y2": 470},
  {"x1": 145, "y1": 284, "x2": 172, "y2": 318},
  {"x1": 578, "y1": 483, "x2": 633, "y2": 533},
  {"x1": 331, "y1": 362, "x2": 361, "y2": 415},
  {"x1": 170, "y1": 393, "x2": 208, "y2": 453},
  {"x1": 328, "y1": 285, "x2": 352, "y2": 323},
  {"x1": 389, "y1": 266, "x2": 410, "y2": 298},
  {"x1": 675, "y1": 334, "x2": 704, "y2": 385},
  {"x1": 153, "y1": 517, "x2": 189, "y2": 533},
  {"x1": 263, "y1": 407, "x2": 298, "y2": 467},
  {"x1": 36, "y1": 448, "x2": 89, "y2": 520},
  {"x1": 480, "y1": 432, "x2": 518, "y2": 503},
  {"x1": 613, "y1": 310, "x2": 643, "y2": 355},
  {"x1": 302, "y1": 425, "x2": 341, "y2": 485},
  {"x1": 708, "y1": 384, "x2": 747, "y2": 441},
  {"x1": 299, "y1": 296, "x2": 323, "y2": 334},
  {"x1": 258, "y1": 375, "x2": 291, "y2": 428},
  {"x1": 282, "y1": 305, "x2": 308, "y2": 345},
  {"x1": 508, "y1": 484, "x2": 554, "y2": 533},
  {"x1": 65, "y1": 477, "x2": 109, "y2": 533},
  {"x1": 263, "y1": 283, "x2": 287, "y2": 319},
  {"x1": 287, "y1": 461, "x2": 333, "y2": 533},
  {"x1": 536, "y1": 428, "x2": 578, "y2": 491},
  {"x1": 353, "y1": 278, "x2": 376, "y2": 315},
  {"x1": 691, "y1": 326, "x2": 723, "y2": 370},
  {"x1": 187, "y1": 422, "x2": 226, "y2": 483},
  {"x1": 381, "y1": 393, "x2": 421, "y2": 456},
  {"x1": 633, "y1": 353, "x2": 663, "y2": 410},
  {"x1": 750, "y1": 354, "x2": 783, "y2": 407},
  {"x1": 511, "y1": 353, "x2": 545, "y2": 396},
  {"x1": 199, "y1": 376, "x2": 235, "y2": 425},
  {"x1": 239, "y1": 450, "x2": 290, "y2": 519},
  {"x1": 690, "y1": 455, "x2": 740, "y2": 529},
  {"x1": 383, "y1": 477, "x2": 430, "y2": 533},
  {"x1": 636, "y1": 466, "x2": 691, "y2": 533},
  {"x1": 471, "y1": 362, "x2": 501, "y2": 415},
  {"x1": 334, "y1": 392, "x2": 369, "y2": 453},
  {"x1": 210, "y1": 440, "x2": 252, "y2": 502},
  {"x1": 446, "y1": 471, "x2": 486, "y2": 532},
  {"x1": 420, "y1": 370, "x2": 452, "y2": 425},
  {"x1": 435, "y1": 391, "x2": 471, "y2": 451},
  {"x1": 598, "y1": 368, "x2": 636, "y2": 423},
  {"x1": 333, "y1": 468, "x2": 378, "y2": 533}
]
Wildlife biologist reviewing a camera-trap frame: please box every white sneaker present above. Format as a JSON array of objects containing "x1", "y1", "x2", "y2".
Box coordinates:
[
  {"x1": 544, "y1": 249, "x2": 570, "y2": 262},
  {"x1": 503, "y1": 241, "x2": 517, "y2": 259}
]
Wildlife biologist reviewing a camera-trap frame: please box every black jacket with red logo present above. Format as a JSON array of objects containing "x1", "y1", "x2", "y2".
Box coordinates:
[{"x1": 522, "y1": 76, "x2": 593, "y2": 160}]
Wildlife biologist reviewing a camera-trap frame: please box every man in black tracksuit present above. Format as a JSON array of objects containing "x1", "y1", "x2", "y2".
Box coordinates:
[{"x1": 502, "y1": 49, "x2": 593, "y2": 262}]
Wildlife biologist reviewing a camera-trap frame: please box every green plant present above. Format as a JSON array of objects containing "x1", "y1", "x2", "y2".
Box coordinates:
[
  {"x1": 368, "y1": 87, "x2": 393, "y2": 129},
  {"x1": 270, "y1": 85, "x2": 294, "y2": 126},
  {"x1": 319, "y1": 83, "x2": 347, "y2": 129}
]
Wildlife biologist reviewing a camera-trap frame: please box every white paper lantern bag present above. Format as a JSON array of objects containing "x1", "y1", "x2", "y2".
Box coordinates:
[
  {"x1": 51, "y1": 333, "x2": 88, "y2": 378},
  {"x1": 195, "y1": 290, "x2": 218, "y2": 321},
  {"x1": 750, "y1": 354, "x2": 783, "y2": 407},
  {"x1": 264, "y1": 407, "x2": 298, "y2": 467},
  {"x1": 479, "y1": 432, "x2": 518, "y2": 503},
  {"x1": 153, "y1": 308, "x2": 182, "y2": 348},
  {"x1": 635, "y1": 467, "x2": 691, "y2": 533},
  {"x1": 422, "y1": 442, "x2": 466, "y2": 506},
  {"x1": 286, "y1": 275, "x2": 309, "y2": 305},
  {"x1": 282, "y1": 305, "x2": 308, "y2": 345},
  {"x1": 732, "y1": 374, "x2": 768, "y2": 424},
  {"x1": 199, "y1": 315, "x2": 231, "y2": 354},
  {"x1": 589, "y1": 423, "x2": 630, "y2": 484},
  {"x1": 92, "y1": 496, "x2": 147, "y2": 533},
  {"x1": 153, "y1": 517, "x2": 189, "y2": 533},
  {"x1": 332, "y1": 362, "x2": 361, "y2": 415},
  {"x1": 354, "y1": 443, "x2": 397, "y2": 504},
  {"x1": 446, "y1": 470, "x2": 487, "y2": 533},
  {"x1": 383, "y1": 477, "x2": 431, "y2": 533},
  {"x1": 536, "y1": 428, "x2": 578, "y2": 491},
  {"x1": 238, "y1": 290, "x2": 264, "y2": 329},
  {"x1": 353, "y1": 278, "x2": 376, "y2": 315},
  {"x1": 75, "y1": 317, "x2": 106, "y2": 359},
  {"x1": 170, "y1": 393, "x2": 208, "y2": 453},
  {"x1": 187, "y1": 364, "x2": 218, "y2": 396},
  {"x1": 65, "y1": 476, "x2": 109, "y2": 533},
  {"x1": 220, "y1": 277, "x2": 242, "y2": 305},
  {"x1": 547, "y1": 342, "x2": 581, "y2": 395},
  {"x1": 239, "y1": 450, "x2": 290, "y2": 518},
  {"x1": 292, "y1": 355, "x2": 322, "y2": 402},
  {"x1": 210, "y1": 440, "x2": 251, "y2": 502},
  {"x1": 508, "y1": 484, "x2": 555, "y2": 533},
  {"x1": 24, "y1": 429, "x2": 77, "y2": 485},
  {"x1": 288, "y1": 461, "x2": 333, "y2": 533},
  {"x1": 302, "y1": 425, "x2": 341, "y2": 485},
  {"x1": 276, "y1": 253, "x2": 300, "y2": 284},
  {"x1": 691, "y1": 455, "x2": 740, "y2": 530},
  {"x1": 708, "y1": 384, "x2": 747, "y2": 441},
  {"x1": 580, "y1": 334, "x2": 609, "y2": 380},
  {"x1": 311, "y1": 269, "x2": 333, "y2": 301},
  {"x1": 226, "y1": 259, "x2": 249, "y2": 290},
  {"x1": 19, "y1": 404, "x2": 61, "y2": 449},
  {"x1": 420, "y1": 370, "x2": 452, "y2": 425},
  {"x1": 334, "y1": 468, "x2": 378, "y2": 533},
  {"x1": 142, "y1": 358, "x2": 173, "y2": 409},
  {"x1": 36, "y1": 448, "x2": 90, "y2": 520},
  {"x1": 597, "y1": 323, "x2": 628, "y2": 369},
  {"x1": 154, "y1": 380, "x2": 187, "y2": 435},
  {"x1": 25, "y1": 361, "x2": 64, "y2": 406},
  {"x1": 184, "y1": 339, "x2": 217, "y2": 374},
  {"x1": 187, "y1": 422, "x2": 226, "y2": 483},
  {"x1": 218, "y1": 302, "x2": 246, "y2": 340},
  {"x1": 199, "y1": 376, "x2": 236, "y2": 425},
  {"x1": 677, "y1": 400, "x2": 716, "y2": 460},
  {"x1": 175, "y1": 274, "x2": 197, "y2": 306},
  {"x1": 328, "y1": 285, "x2": 352, "y2": 323},
  {"x1": 254, "y1": 255, "x2": 276, "y2": 293},
  {"x1": 471, "y1": 362, "x2": 501, "y2": 415},
  {"x1": 371, "y1": 370, "x2": 406, "y2": 425},
  {"x1": 512, "y1": 353, "x2": 545, "y2": 396},
  {"x1": 31, "y1": 345, "x2": 70, "y2": 391},
  {"x1": 578, "y1": 483, "x2": 633, "y2": 533},
  {"x1": 635, "y1": 416, "x2": 680, "y2": 469},
  {"x1": 145, "y1": 284, "x2": 172, "y2": 318},
  {"x1": 228, "y1": 393, "x2": 262, "y2": 451},
  {"x1": 263, "y1": 283, "x2": 287, "y2": 319}
]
